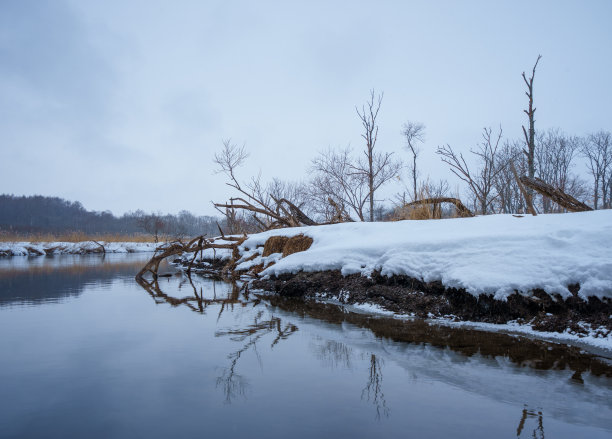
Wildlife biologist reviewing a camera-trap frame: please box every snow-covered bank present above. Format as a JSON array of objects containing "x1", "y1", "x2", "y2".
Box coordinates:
[
  {"x1": 0, "y1": 241, "x2": 158, "y2": 257},
  {"x1": 239, "y1": 210, "x2": 612, "y2": 300}
]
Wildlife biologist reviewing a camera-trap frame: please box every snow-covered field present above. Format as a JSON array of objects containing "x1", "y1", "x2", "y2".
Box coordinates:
[
  {"x1": 0, "y1": 241, "x2": 158, "y2": 256},
  {"x1": 239, "y1": 210, "x2": 612, "y2": 300}
]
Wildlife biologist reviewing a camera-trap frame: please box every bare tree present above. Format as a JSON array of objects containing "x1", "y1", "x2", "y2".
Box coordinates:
[
  {"x1": 494, "y1": 140, "x2": 527, "y2": 213},
  {"x1": 402, "y1": 122, "x2": 426, "y2": 201},
  {"x1": 213, "y1": 140, "x2": 317, "y2": 232},
  {"x1": 310, "y1": 147, "x2": 368, "y2": 221},
  {"x1": 136, "y1": 212, "x2": 167, "y2": 243},
  {"x1": 522, "y1": 55, "x2": 542, "y2": 204},
  {"x1": 437, "y1": 126, "x2": 504, "y2": 215},
  {"x1": 535, "y1": 129, "x2": 583, "y2": 212},
  {"x1": 581, "y1": 131, "x2": 611, "y2": 209},
  {"x1": 354, "y1": 90, "x2": 401, "y2": 221}
]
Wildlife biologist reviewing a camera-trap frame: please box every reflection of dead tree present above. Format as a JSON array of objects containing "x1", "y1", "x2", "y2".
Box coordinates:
[
  {"x1": 136, "y1": 275, "x2": 245, "y2": 315},
  {"x1": 519, "y1": 176, "x2": 592, "y2": 212},
  {"x1": 215, "y1": 311, "x2": 298, "y2": 403},
  {"x1": 516, "y1": 407, "x2": 544, "y2": 439},
  {"x1": 361, "y1": 354, "x2": 389, "y2": 420},
  {"x1": 312, "y1": 339, "x2": 354, "y2": 370}
]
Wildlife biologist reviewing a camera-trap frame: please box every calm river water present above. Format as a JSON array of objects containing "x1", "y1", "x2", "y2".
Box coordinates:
[{"x1": 0, "y1": 254, "x2": 611, "y2": 438}]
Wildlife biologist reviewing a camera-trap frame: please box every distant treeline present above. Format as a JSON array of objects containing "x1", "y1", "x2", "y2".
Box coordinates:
[{"x1": 0, "y1": 194, "x2": 220, "y2": 238}]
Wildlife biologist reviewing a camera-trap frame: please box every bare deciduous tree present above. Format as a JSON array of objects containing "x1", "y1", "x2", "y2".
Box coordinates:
[
  {"x1": 213, "y1": 140, "x2": 316, "y2": 232},
  {"x1": 437, "y1": 126, "x2": 504, "y2": 215},
  {"x1": 354, "y1": 90, "x2": 401, "y2": 221},
  {"x1": 136, "y1": 212, "x2": 167, "y2": 243},
  {"x1": 310, "y1": 147, "x2": 368, "y2": 221},
  {"x1": 402, "y1": 121, "x2": 426, "y2": 201},
  {"x1": 581, "y1": 131, "x2": 611, "y2": 209},
  {"x1": 535, "y1": 129, "x2": 584, "y2": 212},
  {"x1": 493, "y1": 140, "x2": 527, "y2": 214}
]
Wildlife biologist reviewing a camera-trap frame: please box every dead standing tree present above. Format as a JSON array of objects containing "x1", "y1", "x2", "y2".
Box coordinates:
[
  {"x1": 522, "y1": 55, "x2": 542, "y2": 206},
  {"x1": 354, "y1": 90, "x2": 402, "y2": 221}
]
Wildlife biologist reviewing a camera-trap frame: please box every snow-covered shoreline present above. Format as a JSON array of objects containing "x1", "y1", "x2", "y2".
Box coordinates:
[
  {"x1": 238, "y1": 210, "x2": 612, "y2": 301},
  {"x1": 0, "y1": 241, "x2": 158, "y2": 257}
]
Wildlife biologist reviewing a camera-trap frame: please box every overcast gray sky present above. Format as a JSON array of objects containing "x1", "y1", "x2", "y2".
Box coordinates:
[{"x1": 1, "y1": 0, "x2": 611, "y2": 216}]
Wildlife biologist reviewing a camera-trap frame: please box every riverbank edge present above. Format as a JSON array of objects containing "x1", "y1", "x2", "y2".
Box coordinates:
[
  {"x1": 168, "y1": 252, "x2": 612, "y2": 346},
  {"x1": 0, "y1": 241, "x2": 157, "y2": 256},
  {"x1": 249, "y1": 270, "x2": 611, "y2": 333}
]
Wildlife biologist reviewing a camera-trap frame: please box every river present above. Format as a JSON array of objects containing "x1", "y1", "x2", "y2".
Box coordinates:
[{"x1": 0, "y1": 253, "x2": 610, "y2": 438}]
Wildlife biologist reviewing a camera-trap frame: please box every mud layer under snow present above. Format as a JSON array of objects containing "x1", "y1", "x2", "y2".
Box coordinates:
[{"x1": 251, "y1": 270, "x2": 612, "y2": 335}]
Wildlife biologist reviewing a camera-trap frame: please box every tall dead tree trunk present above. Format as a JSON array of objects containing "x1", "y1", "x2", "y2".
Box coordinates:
[{"x1": 522, "y1": 55, "x2": 542, "y2": 205}]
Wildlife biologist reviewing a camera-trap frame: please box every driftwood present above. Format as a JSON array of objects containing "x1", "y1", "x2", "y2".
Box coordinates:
[
  {"x1": 403, "y1": 197, "x2": 474, "y2": 218},
  {"x1": 135, "y1": 235, "x2": 245, "y2": 281},
  {"x1": 91, "y1": 240, "x2": 106, "y2": 254},
  {"x1": 519, "y1": 176, "x2": 593, "y2": 212},
  {"x1": 215, "y1": 196, "x2": 318, "y2": 230}
]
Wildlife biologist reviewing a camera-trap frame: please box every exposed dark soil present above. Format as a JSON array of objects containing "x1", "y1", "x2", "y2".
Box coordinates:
[{"x1": 251, "y1": 270, "x2": 612, "y2": 335}]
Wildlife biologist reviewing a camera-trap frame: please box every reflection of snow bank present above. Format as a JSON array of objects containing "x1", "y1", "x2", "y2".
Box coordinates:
[
  {"x1": 270, "y1": 304, "x2": 612, "y2": 431},
  {"x1": 239, "y1": 211, "x2": 612, "y2": 300},
  {"x1": 0, "y1": 241, "x2": 158, "y2": 256},
  {"x1": 430, "y1": 317, "x2": 612, "y2": 353}
]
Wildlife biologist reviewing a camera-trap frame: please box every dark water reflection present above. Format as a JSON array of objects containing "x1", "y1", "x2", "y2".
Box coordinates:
[{"x1": 0, "y1": 254, "x2": 611, "y2": 439}]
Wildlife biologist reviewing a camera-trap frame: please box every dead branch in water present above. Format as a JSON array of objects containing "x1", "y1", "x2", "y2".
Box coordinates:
[
  {"x1": 135, "y1": 235, "x2": 245, "y2": 281},
  {"x1": 519, "y1": 176, "x2": 593, "y2": 212}
]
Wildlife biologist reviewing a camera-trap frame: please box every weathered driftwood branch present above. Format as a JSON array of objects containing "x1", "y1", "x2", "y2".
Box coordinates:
[
  {"x1": 135, "y1": 235, "x2": 246, "y2": 281},
  {"x1": 519, "y1": 176, "x2": 593, "y2": 212},
  {"x1": 404, "y1": 197, "x2": 474, "y2": 218},
  {"x1": 214, "y1": 195, "x2": 319, "y2": 230},
  {"x1": 91, "y1": 240, "x2": 106, "y2": 254}
]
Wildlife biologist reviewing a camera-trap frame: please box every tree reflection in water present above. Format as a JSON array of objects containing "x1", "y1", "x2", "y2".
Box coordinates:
[
  {"x1": 362, "y1": 354, "x2": 389, "y2": 420},
  {"x1": 215, "y1": 310, "x2": 298, "y2": 403},
  {"x1": 137, "y1": 274, "x2": 298, "y2": 403},
  {"x1": 136, "y1": 274, "x2": 609, "y2": 424},
  {"x1": 311, "y1": 339, "x2": 354, "y2": 370},
  {"x1": 516, "y1": 406, "x2": 545, "y2": 439}
]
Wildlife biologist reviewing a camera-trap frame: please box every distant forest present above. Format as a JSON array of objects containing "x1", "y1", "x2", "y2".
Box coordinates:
[{"x1": 0, "y1": 194, "x2": 220, "y2": 238}]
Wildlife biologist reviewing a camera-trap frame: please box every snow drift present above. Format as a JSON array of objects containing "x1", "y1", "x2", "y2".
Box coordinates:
[{"x1": 237, "y1": 211, "x2": 612, "y2": 300}]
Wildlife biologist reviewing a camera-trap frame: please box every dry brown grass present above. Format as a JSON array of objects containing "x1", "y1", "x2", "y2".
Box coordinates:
[
  {"x1": 394, "y1": 187, "x2": 458, "y2": 221},
  {"x1": 282, "y1": 234, "x2": 313, "y2": 257},
  {"x1": 0, "y1": 231, "x2": 157, "y2": 243},
  {"x1": 262, "y1": 235, "x2": 289, "y2": 256}
]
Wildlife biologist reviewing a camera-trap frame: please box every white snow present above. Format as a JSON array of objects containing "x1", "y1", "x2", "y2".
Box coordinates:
[
  {"x1": 239, "y1": 210, "x2": 612, "y2": 300},
  {"x1": 0, "y1": 241, "x2": 158, "y2": 256}
]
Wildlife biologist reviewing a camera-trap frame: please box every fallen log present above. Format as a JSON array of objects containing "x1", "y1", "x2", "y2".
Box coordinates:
[
  {"x1": 403, "y1": 197, "x2": 474, "y2": 218},
  {"x1": 519, "y1": 176, "x2": 593, "y2": 212}
]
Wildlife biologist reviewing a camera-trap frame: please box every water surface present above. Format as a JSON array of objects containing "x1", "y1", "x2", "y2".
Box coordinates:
[{"x1": 0, "y1": 254, "x2": 611, "y2": 438}]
